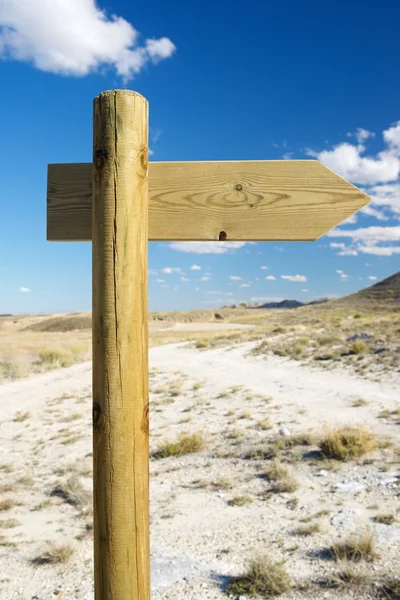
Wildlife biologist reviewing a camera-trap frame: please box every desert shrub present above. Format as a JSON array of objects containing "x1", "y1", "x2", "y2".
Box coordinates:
[
  {"x1": 226, "y1": 555, "x2": 291, "y2": 596},
  {"x1": 319, "y1": 426, "x2": 376, "y2": 461},
  {"x1": 31, "y1": 542, "x2": 73, "y2": 565},
  {"x1": 330, "y1": 532, "x2": 376, "y2": 562},
  {"x1": 153, "y1": 433, "x2": 204, "y2": 458}
]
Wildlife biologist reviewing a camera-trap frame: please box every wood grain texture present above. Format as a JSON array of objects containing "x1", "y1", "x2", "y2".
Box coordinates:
[
  {"x1": 92, "y1": 89, "x2": 149, "y2": 600},
  {"x1": 48, "y1": 159, "x2": 370, "y2": 242}
]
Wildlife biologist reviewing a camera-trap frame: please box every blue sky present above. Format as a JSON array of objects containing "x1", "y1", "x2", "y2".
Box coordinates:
[{"x1": 0, "y1": 0, "x2": 399, "y2": 314}]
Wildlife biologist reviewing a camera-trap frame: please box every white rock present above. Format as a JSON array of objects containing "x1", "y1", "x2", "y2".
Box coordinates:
[
  {"x1": 318, "y1": 469, "x2": 328, "y2": 477},
  {"x1": 278, "y1": 427, "x2": 291, "y2": 437}
]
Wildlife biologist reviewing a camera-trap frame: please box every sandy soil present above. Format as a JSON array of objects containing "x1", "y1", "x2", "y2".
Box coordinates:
[{"x1": 0, "y1": 341, "x2": 399, "y2": 599}]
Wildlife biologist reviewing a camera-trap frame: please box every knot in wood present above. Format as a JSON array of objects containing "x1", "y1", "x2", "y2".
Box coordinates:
[
  {"x1": 94, "y1": 149, "x2": 109, "y2": 170},
  {"x1": 92, "y1": 401, "x2": 102, "y2": 428}
]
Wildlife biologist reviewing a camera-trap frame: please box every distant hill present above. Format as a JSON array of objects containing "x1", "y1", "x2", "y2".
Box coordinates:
[
  {"x1": 236, "y1": 298, "x2": 329, "y2": 310},
  {"x1": 330, "y1": 271, "x2": 400, "y2": 311},
  {"x1": 24, "y1": 314, "x2": 92, "y2": 332}
]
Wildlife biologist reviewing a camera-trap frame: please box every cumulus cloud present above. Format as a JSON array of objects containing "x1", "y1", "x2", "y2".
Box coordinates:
[
  {"x1": 180, "y1": 277, "x2": 190, "y2": 282},
  {"x1": 161, "y1": 267, "x2": 184, "y2": 275},
  {"x1": 229, "y1": 276, "x2": 242, "y2": 281},
  {"x1": 169, "y1": 242, "x2": 248, "y2": 254},
  {"x1": 201, "y1": 276, "x2": 211, "y2": 281},
  {"x1": 261, "y1": 266, "x2": 269, "y2": 270},
  {"x1": 311, "y1": 121, "x2": 400, "y2": 252},
  {"x1": 190, "y1": 265, "x2": 201, "y2": 270},
  {"x1": 307, "y1": 121, "x2": 400, "y2": 185},
  {"x1": 327, "y1": 225, "x2": 400, "y2": 256},
  {"x1": 18, "y1": 286, "x2": 30, "y2": 292},
  {"x1": 155, "y1": 279, "x2": 165, "y2": 283},
  {"x1": 301, "y1": 289, "x2": 309, "y2": 292},
  {"x1": 281, "y1": 275, "x2": 307, "y2": 282},
  {"x1": 265, "y1": 275, "x2": 276, "y2": 280},
  {"x1": 368, "y1": 276, "x2": 377, "y2": 281},
  {"x1": 0, "y1": 0, "x2": 175, "y2": 81},
  {"x1": 336, "y1": 270, "x2": 350, "y2": 280},
  {"x1": 240, "y1": 283, "x2": 250, "y2": 288}
]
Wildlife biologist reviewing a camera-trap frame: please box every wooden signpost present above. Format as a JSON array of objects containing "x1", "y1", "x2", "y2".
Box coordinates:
[{"x1": 46, "y1": 89, "x2": 371, "y2": 600}]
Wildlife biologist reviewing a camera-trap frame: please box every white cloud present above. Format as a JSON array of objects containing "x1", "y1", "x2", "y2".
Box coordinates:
[
  {"x1": 0, "y1": 0, "x2": 175, "y2": 81},
  {"x1": 274, "y1": 246, "x2": 284, "y2": 251},
  {"x1": 330, "y1": 243, "x2": 345, "y2": 249},
  {"x1": 206, "y1": 291, "x2": 222, "y2": 295},
  {"x1": 336, "y1": 270, "x2": 350, "y2": 280},
  {"x1": 342, "y1": 214, "x2": 358, "y2": 225},
  {"x1": 337, "y1": 248, "x2": 359, "y2": 256},
  {"x1": 326, "y1": 225, "x2": 400, "y2": 257},
  {"x1": 261, "y1": 266, "x2": 269, "y2": 270},
  {"x1": 201, "y1": 276, "x2": 211, "y2": 281},
  {"x1": 240, "y1": 283, "x2": 250, "y2": 288},
  {"x1": 361, "y1": 205, "x2": 390, "y2": 221},
  {"x1": 327, "y1": 225, "x2": 400, "y2": 243},
  {"x1": 282, "y1": 152, "x2": 293, "y2": 160},
  {"x1": 149, "y1": 269, "x2": 158, "y2": 275},
  {"x1": 358, "y1": 245, "x2": 400, "y2": 256},
  {"x1": 155, "y1": 279, "x2": 165, "y2": 283},
  {"x1": 307, "y1": 141, "x2": 399, "y2": 185},
  {"x1": 180, "y1": 277, "x2": 190, "y2": 282},
  {"x1": 265, "y1": 275, "x2": 276, "y2": 280},
  {"x1": 383, "y1": 121, "x2": 400, "y2": 149},
  {"x1": 161, "y1": 267, "x2": 184, "y2": 275},
  {"x1": 190, "y1": 265, "x2": 201, "y2": 270},
  {"x1": 169, "y1": 242, "x2": 248, "y2": 254},
  {"x1": 229, "y1": 276, "x2": 242, "y2": 281},
  {"x1": 368, "y1": 276, "x2": 378, "y2": 281},
  {"x1": 194, "y1": 287, "x2": 200, "y2": 291},
  {"x1": 301, "y1": 289, "x2": 309, "y2": 292},
  {"x1": 365, "y1": 263, "x2": 372, "y2": 267},
  {"x1": 281, "y1": 275, "x2": 307, "y2": 282},
  {"x1": 18, "y1": 286, "x2": 30, "y2": 292}
]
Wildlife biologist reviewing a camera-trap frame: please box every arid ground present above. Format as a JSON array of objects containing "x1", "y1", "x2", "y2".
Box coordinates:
[{"x1": 0, "y1": 273, "x2": 399, "y2": 599}]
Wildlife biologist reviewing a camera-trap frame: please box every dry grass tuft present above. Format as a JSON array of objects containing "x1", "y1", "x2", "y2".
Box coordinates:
[
  {"x1": 373, "y1": 514, "x2": 396, "y2": 525},
  {"x1": 294, "y1": 522, "x2": 321, "y2": 536},
  {"x1": 226, "y1": 555, "x2": 291, "y2": 597},
  {"x1": 326, "y1": 562, "x2": 370, "y2": 588},
  {"x1": 228, "y1": 495, "x2": 253, "y2": 506},
  {"x1": 319, "y1": 426, "x2": 376, "y2": 461},
  {"x1": 0, "y1": 518, "x2": 21, "y2": 529},
  {"x1": 266, "y1": 460, "x2": 299, "y2": 494},
  {"x1": 13, "y1": 411, "x2": 30, "y2": 422},
  {"x1": 378, "y1": 578, "x2": 400, "y2": 599},
  {"x1": 153, "y1": 432, "x2": 204, "y2": 459},
  {"x1": 330, "y1": 532, "x2": 377, "y2": 563},
  {"x1": 50, "y1": 475, "x2": 89, "y2": 508},
  {"x1": 31, "y1": 542, "x2": 73, "y2": 565}
]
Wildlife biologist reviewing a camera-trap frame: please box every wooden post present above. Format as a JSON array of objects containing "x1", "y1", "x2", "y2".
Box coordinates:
[{"x1": 92, "y1": 90, "x2": 150, "y2": 600}]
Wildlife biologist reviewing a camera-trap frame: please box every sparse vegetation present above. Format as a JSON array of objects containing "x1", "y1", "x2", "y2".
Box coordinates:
[
  {"x1": 266, "y1": 461, "x2": 299, "y2": 493},
  {"x1": 294, "y1": 522, "x2": 321, "y2": 536},
  {"x1": 13, "y1": 411, "x2": 30, "y2": 422},
  {"x1": 153, "y1": 432, "x2": 205, "y2": 458},
  {"x1": 50, "y1": 475, "x2": 89, "y2": 508},
  {"x1": 330, "y1": 532, "x2": 377, "y2": 562},
  {"x1": 319, "y1": 426, "x2": 376, "y2": 461},
  {"x1": 373, "y1": 514, "x2": 396, "y2": 525},
  {"x1": 378, "y1": 577, "x2": 400, "y2": 599},
  {"x1": 31, "y1": 542, "x2": 73, "y2": 565},
  {"x1": 228, "y1": 495, "x2": 253, "y2": 506},
  {"x1": 226, "y1": 555, "x2": 291, "y2": 597},
  {"x1": 0, "y1": 518, "x2": 21, "y2": 529}
]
